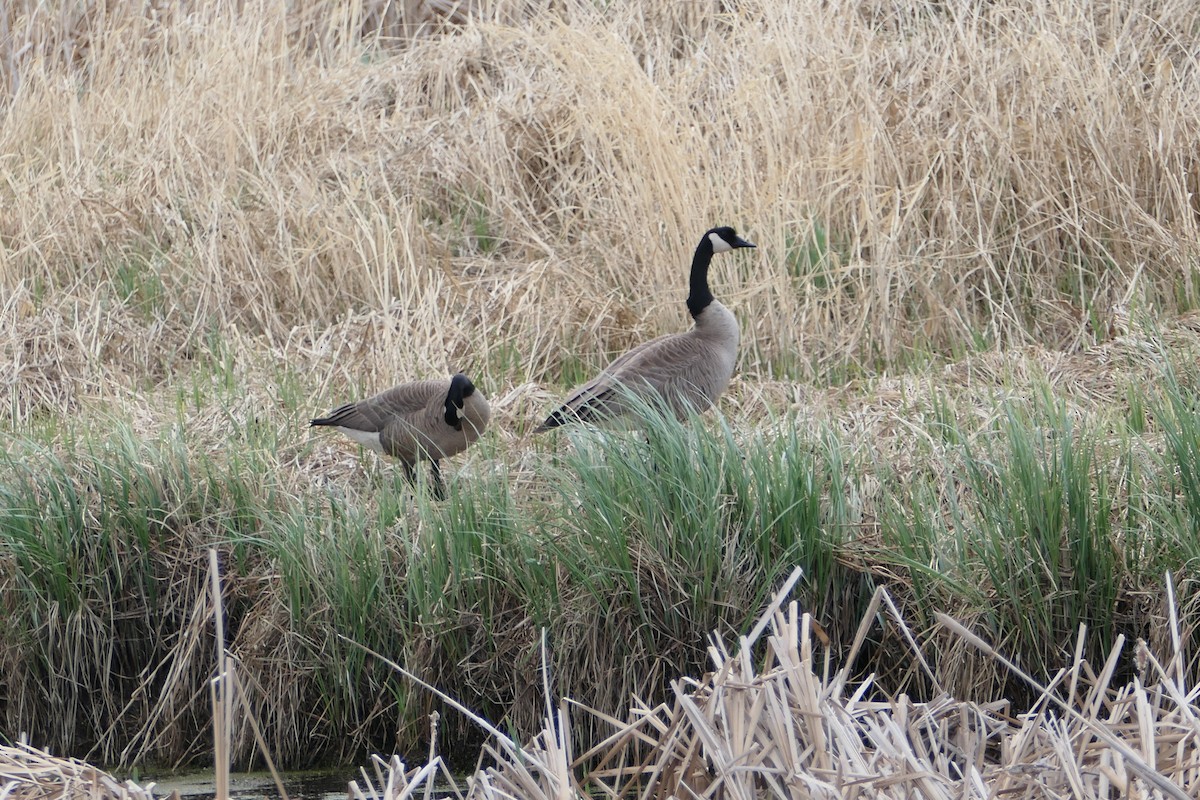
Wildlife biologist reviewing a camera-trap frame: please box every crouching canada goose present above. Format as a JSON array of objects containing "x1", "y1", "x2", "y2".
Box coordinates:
[
  {"x1": 535, "y1": 226, "x2": 756, "y2": 432},
  {"x1": 311, "y1": 373, "x2": 490, "y2": 499}
]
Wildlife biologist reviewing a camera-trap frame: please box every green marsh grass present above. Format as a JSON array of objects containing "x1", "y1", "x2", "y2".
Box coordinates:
[
  {"x1": 0, "y1": 390, "x2": 874, "y2": 766},
  {"x1": 1145, "y1": 369, "x2": 1200, "y2": 571},
  {"x1": 539, "y1": 392, "x2": 870, "y2": 710},
  {"x1": 7, "y1": 363, "x2": 1200, "y2": 765},
  {"x1": 958, "y1": 405, "x2": 1119, "y2": 671},
  {"x1": 882, "y1": 381, "x2": 1185, "y2": 702}
]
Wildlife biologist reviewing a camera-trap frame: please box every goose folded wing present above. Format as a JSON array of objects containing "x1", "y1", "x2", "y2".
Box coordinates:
[
  {"x1": 373, "y1": 381, "x2": 444, "y2": 415},
  {"x1": 312, "y1": 401, "x2": 387, "y2": 432},
  {"x1": 569, "y1": 336, "x2": 711, "y2": 418}
]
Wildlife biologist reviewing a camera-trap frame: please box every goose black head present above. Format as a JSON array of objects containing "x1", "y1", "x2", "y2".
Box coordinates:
[
  {"x1": 687, "y1": 226, "x2": 757, "y2": 318},
  {"x1": 444, "y1": 373, "x2": 476, "y2": 430},
  {"x1": 705, "y1": 226, "x2": 756, "y2": 254}
]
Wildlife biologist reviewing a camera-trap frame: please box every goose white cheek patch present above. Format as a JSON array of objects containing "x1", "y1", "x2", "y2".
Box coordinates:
[{"x1": 709, "y1": 232, "x2": 733, "y2": 253}]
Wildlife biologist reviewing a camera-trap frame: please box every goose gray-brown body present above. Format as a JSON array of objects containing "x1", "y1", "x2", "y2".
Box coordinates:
[
  {"x1": 535, "y1": 226, "x2": 756, "y2": 432},
  {"x1": 311, "y1": 373, "x2": 490, "y2": 498}
]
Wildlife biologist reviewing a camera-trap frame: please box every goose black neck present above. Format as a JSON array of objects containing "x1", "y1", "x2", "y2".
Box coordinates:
[{"x1": 686, "y1": 239, "x2": 715, "y2": 319}]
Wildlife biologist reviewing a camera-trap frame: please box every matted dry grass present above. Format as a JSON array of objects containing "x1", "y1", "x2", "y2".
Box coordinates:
[{"x1": 0, "y1": 743, "x2": 163, "y2": 800}]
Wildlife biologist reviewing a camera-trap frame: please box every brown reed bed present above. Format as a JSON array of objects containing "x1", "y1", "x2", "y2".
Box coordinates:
[
  {"x1": 10, "y1": 567, "x2": 1193, "y2": 799},
  {"x1": 351, "y1": 573, "x2": 1200, "y2": 799},
  {"x1": 0, "y1": 743, "x2": 163, "y2": 800}
]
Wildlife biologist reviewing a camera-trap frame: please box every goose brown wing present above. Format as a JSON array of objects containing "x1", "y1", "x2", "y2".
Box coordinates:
[
  {"x1": 311, "y1": 401, "x2": 386, "y2": 432},
  {"x1": 538, "y1": 333, "x2": 710, "y2": 428},
  {"x1": 594, "y1": 332, "x2": 674, "y2": 378},
  {"x1": 608, "y1": 334, "x2": 723, "y2": 411},
  {"x1": 311, "y1": 380, "x2": 445, "y2": 432},
  {"x1": 369, "y1": 380, "x2": 446, "y2": 416}
]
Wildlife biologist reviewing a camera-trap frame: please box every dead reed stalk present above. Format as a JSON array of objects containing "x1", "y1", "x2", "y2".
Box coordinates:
[{"x1": 356, "y1": 571, "x2": 1199, "y2": 799}]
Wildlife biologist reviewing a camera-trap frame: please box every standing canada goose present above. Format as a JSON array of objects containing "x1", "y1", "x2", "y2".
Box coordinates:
[
  {"x1": 535, "y1": 226, "x2": 756, "y2": 432},
  {"x1": 311, "y1": 373, "x2": 490, "y2": 499}
]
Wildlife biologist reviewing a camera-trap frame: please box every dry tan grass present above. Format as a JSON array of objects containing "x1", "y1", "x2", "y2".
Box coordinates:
[{"x1": 4, "y1": 0, "x2": 1200, "y2": 419}]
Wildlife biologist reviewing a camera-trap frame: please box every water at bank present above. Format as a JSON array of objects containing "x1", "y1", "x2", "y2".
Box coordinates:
[{"x1": 145, "y1": 769, "x2": 357, "y2": 800}]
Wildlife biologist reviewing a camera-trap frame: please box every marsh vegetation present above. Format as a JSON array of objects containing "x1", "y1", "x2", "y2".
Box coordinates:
[{"x1": 3, "y1": 0, "x2": 1200, "y2": 778}]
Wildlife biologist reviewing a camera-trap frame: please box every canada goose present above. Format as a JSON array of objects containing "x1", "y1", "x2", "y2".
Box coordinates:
[
  {"x1": 535, "y1": 226, "x2": 756, "y2": 432},
  {"x1": 311, "y1": 373, "x2": 490, "y2": 499}
]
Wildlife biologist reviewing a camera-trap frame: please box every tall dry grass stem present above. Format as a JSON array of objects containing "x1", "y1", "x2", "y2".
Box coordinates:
[{"x1": 207, "y1": 548, "x2": 289, "y2": 800}]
